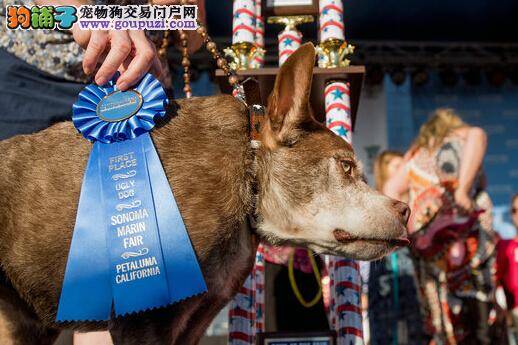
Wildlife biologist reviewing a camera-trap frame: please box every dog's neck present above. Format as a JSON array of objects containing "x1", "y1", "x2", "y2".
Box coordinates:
[{"x1": 150, "y1": 95, "x2": 260, "y2": 264}]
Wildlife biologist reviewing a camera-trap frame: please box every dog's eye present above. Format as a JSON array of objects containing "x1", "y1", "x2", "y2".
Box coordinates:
[{"x1": 341, "y1": 160, "x2": 353, "y2": 175}]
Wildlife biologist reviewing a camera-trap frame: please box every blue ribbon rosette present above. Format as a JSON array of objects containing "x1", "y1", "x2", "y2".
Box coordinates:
[{"x1": 57, "y1": 74, "x2": 207, "y2": 321}]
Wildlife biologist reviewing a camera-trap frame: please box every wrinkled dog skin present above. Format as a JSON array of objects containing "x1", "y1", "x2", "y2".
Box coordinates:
[{"x1": 0, "y1": 43, "x2": 408, "y2": 344}]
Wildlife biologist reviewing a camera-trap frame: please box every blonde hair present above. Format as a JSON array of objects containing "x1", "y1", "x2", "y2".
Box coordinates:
[
  {"x1": 374, "y1": 150, "x2": 403, "y2": 191},
  {"x1": 413, "y1": 108, "x2": 466, "y2": 150}
]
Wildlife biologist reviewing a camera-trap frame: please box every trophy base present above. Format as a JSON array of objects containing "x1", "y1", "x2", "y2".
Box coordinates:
[
  {"x1": 316, "y1": 39, "x2": 355, "y2": 68},
  {"x1": 224, "y1": 42, "x2": 266, "y2": 71}
]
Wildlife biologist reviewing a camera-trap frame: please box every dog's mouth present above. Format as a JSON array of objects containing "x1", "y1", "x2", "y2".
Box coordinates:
[{"x1": 333, "y1": 229, "x2": 410, "y2": 247}]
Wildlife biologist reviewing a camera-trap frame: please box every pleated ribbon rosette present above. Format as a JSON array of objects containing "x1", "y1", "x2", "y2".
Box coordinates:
[{"x1": 57, "y1": 73, "x2": 207, "y2": 321}]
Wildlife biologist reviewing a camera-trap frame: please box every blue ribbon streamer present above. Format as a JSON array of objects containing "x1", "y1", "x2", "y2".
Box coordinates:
[{"x1": 57, "y1": 74, "x2": 207, "y2": 321}]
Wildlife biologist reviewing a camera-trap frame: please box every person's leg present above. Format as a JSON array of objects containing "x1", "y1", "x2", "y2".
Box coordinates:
[
  {"x1": 0, "y1": 48, "x2": 86, "y2": 140},
  {"x1": 458, "y1": 298, "x2": 491, "y2": 345},
  {"x1": 474, "y1": 300, "x2": 492, "y2": 345}
]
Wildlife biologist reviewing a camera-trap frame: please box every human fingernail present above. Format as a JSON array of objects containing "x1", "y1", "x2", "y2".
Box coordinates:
[{"x1": 118, "y1": 81, "x2": 128, "y2": 90}]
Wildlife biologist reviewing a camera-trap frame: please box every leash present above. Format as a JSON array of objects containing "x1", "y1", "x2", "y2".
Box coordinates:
[
  {"x1": 158, "y1": 13, "x2": 266, "y2": 145},
  {"x1": 241, "y1": 77, "x2": 264, "y2": 232}
]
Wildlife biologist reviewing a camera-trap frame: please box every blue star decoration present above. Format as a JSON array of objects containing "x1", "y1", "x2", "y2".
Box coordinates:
[
  {"x1": 245, "y1": 295, "x2": 253, "y2": 308},
  {"x1": 234, "y1": 12, "x2": 240, "y2": 19},
  {"x1": 332, "y1": 88, "x2": 344, "y2": 100},
  {"x1": 336, "y1": 126, "x2": 348, "y2": 138},
  {"x1": 337, "y1": 285, "x2": 346, "y2": 296},
  {"x1": 283, "y1": 37, "x2": 294, "y2": 47}
]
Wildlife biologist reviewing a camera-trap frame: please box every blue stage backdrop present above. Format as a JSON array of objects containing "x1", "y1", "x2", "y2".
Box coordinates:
[{"x1": 386, "y1": 74, "x2": 518, "y2": 238}]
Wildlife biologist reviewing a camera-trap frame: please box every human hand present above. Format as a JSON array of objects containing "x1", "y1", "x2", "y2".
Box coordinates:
[
  {"x1": 454, "y1": 188, "x2": 474, "y2": 214},
  {"x1": 72, "y1": 28, "x2": 163, "y2": 90}
]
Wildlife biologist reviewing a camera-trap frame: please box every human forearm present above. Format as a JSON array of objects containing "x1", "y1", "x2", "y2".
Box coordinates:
[
  {"x1": 458, "y1": 127, "x2": 487, "y2": 194},
  {"x1": 383, "y1": 158, "x2": 410, "y2": 201},
  {"x1": 384, "y1": 178, "x2": 405, "y2": 201}
]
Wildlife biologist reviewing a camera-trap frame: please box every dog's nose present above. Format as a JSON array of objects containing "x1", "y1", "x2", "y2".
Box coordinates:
[{"x1": 392, "y1": 200, "x2": 410, "y2": 223}]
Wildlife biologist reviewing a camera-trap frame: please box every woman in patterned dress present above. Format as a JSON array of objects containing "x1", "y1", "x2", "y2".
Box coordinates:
[{"x1": 385, "y1": 108, "x2": 499, "y2": 345}]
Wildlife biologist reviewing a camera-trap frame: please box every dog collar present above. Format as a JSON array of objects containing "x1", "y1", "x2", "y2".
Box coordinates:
[
  {"x1": 234, "y1": 78, "x2": 264, "y2": 233},
  {"x1": 237, "y1": 78, "x2": 265, "y2": 147}
]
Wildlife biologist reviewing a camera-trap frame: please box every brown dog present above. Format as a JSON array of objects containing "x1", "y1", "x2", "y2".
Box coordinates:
[{"x1": 0, "y1": 43, "x2": 408, "y2": 344}]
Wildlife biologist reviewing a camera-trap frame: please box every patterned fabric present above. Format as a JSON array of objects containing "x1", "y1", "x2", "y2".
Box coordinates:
[
  {"x1": 406, "y1": 135, "x2": 498, "y2": 344},
  {"x1": 0, "y1": 0, "x2": 169, "y2": 84},
  {"x1": 228, "y1": 244, "x2": 265, "y2": 345},
  {"x1": 0, "y1": 0, "x2": 88, "y2": 82},
  {"x1": 328, "y1": 257, "x2": 363, "y2": 344}
]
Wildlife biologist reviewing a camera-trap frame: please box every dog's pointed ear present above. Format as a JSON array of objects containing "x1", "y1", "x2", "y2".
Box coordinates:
[{"x1": 262, "y1": 43, "x2": 316, "y2": 148}]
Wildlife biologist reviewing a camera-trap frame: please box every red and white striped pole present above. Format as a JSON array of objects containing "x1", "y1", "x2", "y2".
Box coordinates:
[
  {"x1": 325, "y1": 81, "x2": 364, "y2": 345},
  {"x1": 319, "y1": 0, "x2": 345, "y2": 42},
  {"x1": 250, "y1": 0, "x2": 265, "y2": 68},
  {"x1": 278, "y1": 27, "x2": 302, "y2": 66},
  {"x1": 232, "y1": 0, "x2": 256, "y2": 45}
]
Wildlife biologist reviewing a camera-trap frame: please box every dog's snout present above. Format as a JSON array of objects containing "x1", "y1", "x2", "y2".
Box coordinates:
[{"x1": 392, "y1": 200, "x2": 410, "y2": 223}]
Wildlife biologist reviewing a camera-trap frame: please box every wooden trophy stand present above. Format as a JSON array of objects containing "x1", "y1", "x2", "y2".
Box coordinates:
[
  {"x1": 215, "y1": 66, "x2": 365, "y2": 130},
  {"x1": 222, "y1": 2, "x2": 364, "y2": 341}
]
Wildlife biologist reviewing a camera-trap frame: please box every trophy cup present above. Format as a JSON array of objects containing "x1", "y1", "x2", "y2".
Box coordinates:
[{"x1": 267, "y1": 15, "x2": 314, "y2": 66}]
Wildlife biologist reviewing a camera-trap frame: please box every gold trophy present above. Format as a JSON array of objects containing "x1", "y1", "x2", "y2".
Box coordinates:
[
  {"x1": 267, "y1": 15, "x2": 314, "y2": 66},
  {"x1": 267, "y1": 14, "x2": 314, "y2": 31},
  {"x1": 224, "y1": 42, "x2": 265, "y2": 71},
  {"x1": 316, "y1": 38, "x2": 355, "y2": 68}
]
